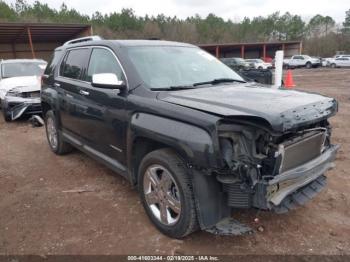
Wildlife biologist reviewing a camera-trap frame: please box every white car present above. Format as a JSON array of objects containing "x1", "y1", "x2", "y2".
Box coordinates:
[
  {"x1": 329, "y1": 57, "x2": 350, "y2": 68},
  {"x1": 323, "y1": 55, "x2": 350, "y2": 66},
  {"x1": 283, "y1": 55, "x2": 321, "y2": 69},
  {"x1": 0, "y1": 59, "x2": 47, "y2": 121},
  {"x1": 245, "y1": 59, "x2": 272, "y2": 69}
]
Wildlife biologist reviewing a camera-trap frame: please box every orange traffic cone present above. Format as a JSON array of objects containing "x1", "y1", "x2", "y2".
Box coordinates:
[{"x1": 284, "y1": 69, "x2": 295, "y2": 88}]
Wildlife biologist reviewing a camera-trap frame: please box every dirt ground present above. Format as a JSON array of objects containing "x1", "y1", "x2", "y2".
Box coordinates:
[{"x1": 0, "y1": 68, "x2": 349, "y2": 255}]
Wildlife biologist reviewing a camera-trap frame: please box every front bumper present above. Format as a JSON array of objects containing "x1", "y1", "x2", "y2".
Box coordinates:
[
  {"x1": 223, "y1": 145, "x2": 339, "y2": 212},
  {"x1": 4, "y1": 97, "x2": 41, "y2": 120},
  {"x1": 266, "y1": 144, "x2": 339, "y2": 207}
]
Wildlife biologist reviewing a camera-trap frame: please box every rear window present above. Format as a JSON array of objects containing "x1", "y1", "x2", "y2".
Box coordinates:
[
  {"x1": 45, "y1": 50, "x2": 63, "y2": 76},
  {"x1": 60, "y1": 48, "x2": 90, "y2": 80}
]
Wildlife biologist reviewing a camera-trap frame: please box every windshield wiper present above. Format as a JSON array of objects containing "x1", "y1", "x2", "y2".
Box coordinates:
[
  {"x1": 149, "y1": 78, "x2": 246, "y2": 91},
  {"x1": 193, "y1": 78, "x2": 246, "y2": 87},
  {"x1": 150, "y1": 85, "x2": 196, "y2": 91}
]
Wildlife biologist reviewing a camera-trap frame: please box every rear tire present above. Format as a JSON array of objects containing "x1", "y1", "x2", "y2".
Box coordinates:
[
  {"x1": 44, "y1": 110, "x2": 73, "y2": 155},
  {"x1": 138, "y1": 148, "x2": 198, "y2": 238}
]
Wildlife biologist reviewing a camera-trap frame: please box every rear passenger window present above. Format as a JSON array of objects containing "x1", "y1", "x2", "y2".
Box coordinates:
[
  {"x1": 85, "y1": 48, "x2": 124, "y2": 82},
  {"x1": 45, "y1": 50, "x2": 62, "y2": 76},
  {"x1": 60, "y1": 48, "x2": 90, "y2": 79}
]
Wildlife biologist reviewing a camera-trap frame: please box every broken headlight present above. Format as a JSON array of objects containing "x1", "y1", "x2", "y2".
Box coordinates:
[{"x1": 6, "y1": 88, "x2": 23, "y2": 97}]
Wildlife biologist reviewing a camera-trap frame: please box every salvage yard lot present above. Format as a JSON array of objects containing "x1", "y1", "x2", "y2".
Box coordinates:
[{"x1": 0, "y1": 68, "x2": 349, "y2": 255}]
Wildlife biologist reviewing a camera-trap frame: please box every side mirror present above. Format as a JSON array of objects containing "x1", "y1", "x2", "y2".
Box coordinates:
[{"x1": 91, "y1": 73, "x2": 126, "y2": 89}]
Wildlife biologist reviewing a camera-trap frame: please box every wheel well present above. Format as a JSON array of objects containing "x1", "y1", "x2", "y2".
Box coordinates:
[
  {"x1": 131, "y1": 137, "x2": 179, "y2": 185},
  {"x1": 41, "y1": 102, "x2": 52, "y2": 117}
]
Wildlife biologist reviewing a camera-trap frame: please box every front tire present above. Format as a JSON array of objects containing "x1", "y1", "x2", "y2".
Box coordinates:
[
  {"x1": 306, "y1": 62, "x2": 312, "y2": 69},
  {"x1": 2, "y1": 107, "x2": 11, "y2": 122},
  {"x1": 44, "y1": 110, "x2": 73, "y2": 155},
  {"x1": 330, "y1": 63, "x2": 336, "y2": 68},
  {"x1": 138, "y1": 148, "x2": 198, "y2": 238}
]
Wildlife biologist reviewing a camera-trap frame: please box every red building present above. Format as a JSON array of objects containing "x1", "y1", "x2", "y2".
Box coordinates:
[{"x1": 198, "y1": 41, "x2": 302, "y2": 61}]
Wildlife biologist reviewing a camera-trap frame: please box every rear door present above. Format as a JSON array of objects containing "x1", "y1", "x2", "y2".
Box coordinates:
[
  {"x1": 294, "y1": 56, "x2": 304, "y2": 66},
  {"x1": 344, "y1": 58, "x2": 350, "y2": 67},
  {"x1": 338, "y1": 58, "x2": 350, "y2": 67},
  {"x1": 55, "y1": 48, "x2": 91, "y2": 135}
]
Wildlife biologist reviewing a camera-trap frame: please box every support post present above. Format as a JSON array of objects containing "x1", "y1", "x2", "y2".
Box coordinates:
[
  {"x1": 215, "y1": 46, "x2": 220, "y2": 58},
  {"x1": 85, "y1": 26, "x2": 93, "y2": 36},
  {"x1": 11, "y1": 43, "x2": 17, "y2": 59},
  {"x1": 27, "y1": 27, "x2": 35, "y2": 59},
  {"x1": 263, "y1": 44, "x2": 266, "y2": 61},
  {"x1": 282, "y1": 43, "x2": 285, "y2": 51},
  {"x1": 241, "y1": 45, "x2": 245, "y2": 58},
  {"x1": 299, "y1": 42, "x2": 303, "y2": 54},
  {"x1": 274, "y1": 50, "x2": 284, "y2": 89}
]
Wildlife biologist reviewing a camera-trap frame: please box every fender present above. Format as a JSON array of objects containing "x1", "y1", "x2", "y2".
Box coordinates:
[
  {"x1": 128, "y1": 112, "x2": 216, "y2": 169},
  {"x1": 41, "y1": 87, "x2": 61, "y2": 121},
  {"x1": 128, "y1": 112, "x2": 229, "y2": 229}
]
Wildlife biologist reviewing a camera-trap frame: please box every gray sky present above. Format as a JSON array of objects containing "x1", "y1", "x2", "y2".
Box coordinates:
[{"x1": 6, "y1": 0, "x2": 349, "y2": 23}]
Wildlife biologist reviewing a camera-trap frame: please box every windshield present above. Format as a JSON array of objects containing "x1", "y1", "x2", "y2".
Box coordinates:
[
  {"x1": 126, "y1": 46, "x2": 244, "y2": 89},
  {"x1": 1, "y1": 62, "x2": 47, "y2": 78}
]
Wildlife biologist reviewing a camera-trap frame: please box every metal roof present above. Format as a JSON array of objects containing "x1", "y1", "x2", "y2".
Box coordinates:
[
  {"x1": 199, "y1": 41, "x2": 301, "y2": 48},
  {"x1": 0, "y1": 23, "x2": 92, "y2": 44},
  {"x1": 1, "y1": 59, "x2": 47, "y2": 64}
]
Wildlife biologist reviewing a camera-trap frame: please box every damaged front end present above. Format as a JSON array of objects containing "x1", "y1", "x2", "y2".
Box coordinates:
[
  {"x1": 216, "y1": 119, "x2": 339, "y2": 214},
  {"x1": 2, "y1": 88, "x2": 41, "y2": 121}
]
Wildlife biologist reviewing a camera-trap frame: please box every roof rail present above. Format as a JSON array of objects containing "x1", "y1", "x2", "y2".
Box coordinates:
[{"x1": 63, "y1": 35, "x2": 103, "y2": 46}]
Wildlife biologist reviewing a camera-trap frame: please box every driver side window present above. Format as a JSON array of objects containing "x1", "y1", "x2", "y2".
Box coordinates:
[{"x1": 85, "y1": 48, "x2": 124, "y2": 82}]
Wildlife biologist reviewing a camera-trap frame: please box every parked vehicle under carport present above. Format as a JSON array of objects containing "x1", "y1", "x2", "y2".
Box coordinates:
[
  {"x1": 2, "y1": 86, "x2": 42, "y2": 121},
  {"x1": 0, "y1": 59, "x2": 46, "y2": 121}
]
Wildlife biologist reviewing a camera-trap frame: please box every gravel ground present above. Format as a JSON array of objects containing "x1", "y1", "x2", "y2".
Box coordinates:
[{"x1": 0, "y1": 68, "x2": 349, "y2": 255}]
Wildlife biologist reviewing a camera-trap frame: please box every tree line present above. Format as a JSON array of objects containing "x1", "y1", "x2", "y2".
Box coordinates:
[{"x1": 0, "y1": 0, "x2": 349, "y2": 56}]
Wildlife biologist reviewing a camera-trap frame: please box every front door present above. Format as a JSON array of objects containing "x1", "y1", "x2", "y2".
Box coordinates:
[{"x1": 75, "y1": 47, "x2": 128, "y2": 166}]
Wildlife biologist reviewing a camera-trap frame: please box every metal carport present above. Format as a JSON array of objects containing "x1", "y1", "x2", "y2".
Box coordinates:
[
  {"x1": 0, "y1": 23, "x2": 92, "y2": 61},
  {"x1": 199, "y1": 41, "x2": 302, "y2": 60}
]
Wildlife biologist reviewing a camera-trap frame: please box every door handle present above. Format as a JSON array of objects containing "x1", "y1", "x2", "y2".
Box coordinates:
[
  {"x1": 79, "y1": 90, "x2": 90, "y2": 96},
  {"x1": 54, "y1": 82, "x2": 60, "y2": 87}
]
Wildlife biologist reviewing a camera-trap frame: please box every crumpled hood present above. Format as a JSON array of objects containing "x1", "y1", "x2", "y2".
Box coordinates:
[
  {"x1": 0, "y1": 75, "x2": 40, "y2": 90},
  {"x1": 0, "y1": 76, "x2": 40, "y2": 99},
  {"x1": 158, "y1": 83, "x2": 337, "y2": 132}
]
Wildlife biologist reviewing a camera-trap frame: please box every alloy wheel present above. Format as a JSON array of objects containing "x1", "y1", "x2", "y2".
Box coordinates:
[
  {"x1": 143, "y1": 164, "x2": 181, "y2": 225},
  {"x1": 46, "y1": 117, "x2": 58, "y2": 149}
]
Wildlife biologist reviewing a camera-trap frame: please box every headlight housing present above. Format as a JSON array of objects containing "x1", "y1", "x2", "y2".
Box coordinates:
[{"x1": 6, "y1": 88, "x2": 23, "y2": 97}]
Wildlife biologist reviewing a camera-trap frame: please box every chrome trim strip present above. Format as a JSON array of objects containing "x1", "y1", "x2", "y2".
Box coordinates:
[
  {"x1": 83, "y1": 145, "x2": 126, "y2": 172},
  {"x1": 110, "y1": 144, "x2": 123, "y2": 153},
  {"x1": 62, "y1": 131, "x2": 126, "y2": 172}
]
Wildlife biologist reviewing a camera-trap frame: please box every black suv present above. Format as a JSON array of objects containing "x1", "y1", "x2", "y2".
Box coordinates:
[{"x1": 42, "y1": 36, "x2": 339, "y2": 238}]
